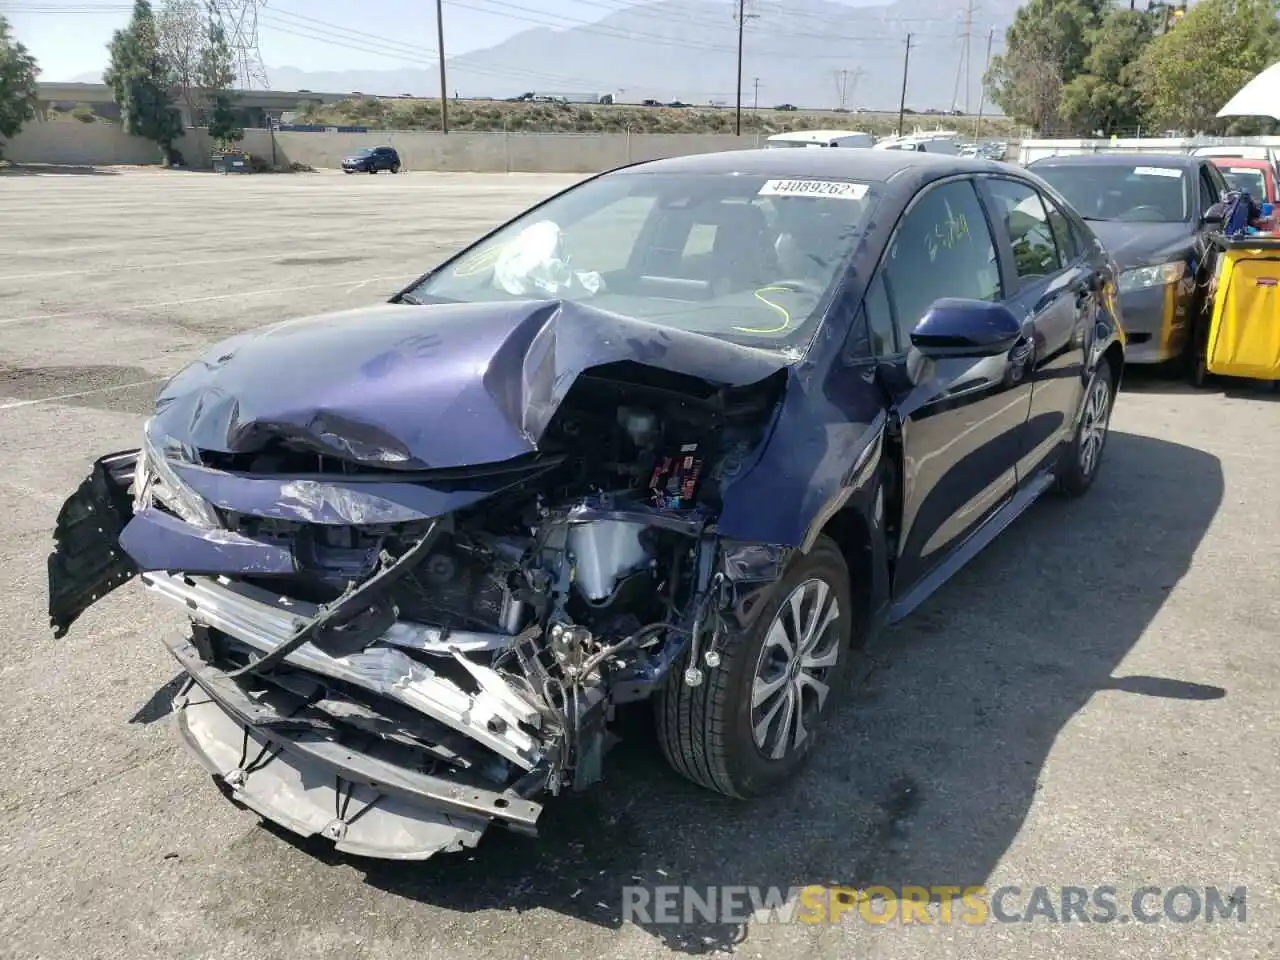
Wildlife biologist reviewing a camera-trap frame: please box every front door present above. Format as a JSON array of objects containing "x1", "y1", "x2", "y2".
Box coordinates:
[
  {"x1": 979, "y1": 177, "x2": 1093, "y2": 479},
  {"x1": 868, "y1": 178, "x2": 1034, "y2": 596}
]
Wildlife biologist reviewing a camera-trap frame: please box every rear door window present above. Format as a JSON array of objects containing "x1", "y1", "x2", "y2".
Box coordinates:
[
  {"x1": 1040, "y1": 192, "x2": 1079, "y2": 262},
  {"x1": 984, "y1": 178, "x2": 1064, "y2": 284}
]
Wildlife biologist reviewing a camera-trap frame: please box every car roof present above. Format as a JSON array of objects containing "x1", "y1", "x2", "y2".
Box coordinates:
[
  {"x1": 1208, "y1": 156, "x2": 1272, "y2": 169},
  {"x1": 617, "y1": 147, "x2": 1009, "y2": 182},
  {"x1": 1030, "y1": 152, "x2": 1200, "y2": 170}
]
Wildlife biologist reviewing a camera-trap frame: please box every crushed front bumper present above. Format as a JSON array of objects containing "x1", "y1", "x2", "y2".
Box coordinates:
[
  {"x1": 142, "y1": 572, "x2": 554, "y2": 859},
  {"x1": 167, "y1": 634, "x2": 542, "y2": 859}
]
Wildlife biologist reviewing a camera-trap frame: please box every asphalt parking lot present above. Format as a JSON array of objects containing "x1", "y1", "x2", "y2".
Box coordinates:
[{"x1": 1, "y1": 168, "x2": 1277, "y2": 960}]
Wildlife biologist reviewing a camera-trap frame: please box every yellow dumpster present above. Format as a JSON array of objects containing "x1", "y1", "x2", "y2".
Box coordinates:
[{"x1": 1200, "y1": 236, "x2": 1280, "y2": 384}]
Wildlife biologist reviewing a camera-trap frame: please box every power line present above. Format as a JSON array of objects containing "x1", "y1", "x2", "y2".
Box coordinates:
[{"x1": 11, "y1": 2, "x2": 1001, "y2": 61}]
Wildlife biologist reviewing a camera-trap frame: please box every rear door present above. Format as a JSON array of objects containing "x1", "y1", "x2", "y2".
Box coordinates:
[
  {"x1": 865, "y1": 176, "x2": 1034, "y2": 596},
  {"x1": 977, "y1": 176, "x2": 1093, "y2": 480}
]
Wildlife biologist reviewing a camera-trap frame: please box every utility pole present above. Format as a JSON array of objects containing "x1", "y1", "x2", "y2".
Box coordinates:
[
  {"x1": 736, "y1": 0, "x2": 745, "y2": 135},
  {"x1": 734, "y1": 0, "x2": 759, "y2": 135},
  {"x1": 897, "y1": 34, "x2": 912, "y2": 137},
  {"x1": 975, "y1": 27, "x2": 994, "y2": 140},
  {"x1": 753, "y1": 77, "x2": 760, "y2": 112},
  {"x1": 962, "y1": 0, "x2": 974, "y2": 115},
  {"x1": 436, "y1": 0, "x2": 449, "y2": 133}
]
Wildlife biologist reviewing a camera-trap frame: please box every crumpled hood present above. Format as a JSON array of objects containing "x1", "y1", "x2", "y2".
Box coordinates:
[
  {"x1": 152, "y1": 299, "x2": 790, "y2": 470},
  {"x1": 1087, "y1": 220, "x2": 1194, "y2": 270}
]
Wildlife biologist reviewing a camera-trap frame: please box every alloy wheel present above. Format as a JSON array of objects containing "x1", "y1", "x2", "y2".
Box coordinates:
[
  {"x1": 1079, "y1": 374, "x2": 1112, "y2": 478},
  {"x1": 750, "y1": 578, "x2": 842, "y2": 761}
]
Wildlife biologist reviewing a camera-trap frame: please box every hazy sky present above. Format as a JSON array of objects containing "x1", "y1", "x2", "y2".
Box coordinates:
[{"x1": 9, "y1": 0, "x2": 644, "y2": 81}]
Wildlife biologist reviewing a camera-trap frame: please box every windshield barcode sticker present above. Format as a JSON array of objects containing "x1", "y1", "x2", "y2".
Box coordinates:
[
  {"x1": 759, "y1": 179, "x2": 869, "y2": 199},
  {"x1": 1133, "y1": 166, "x2": 1182, "y2": 178}
]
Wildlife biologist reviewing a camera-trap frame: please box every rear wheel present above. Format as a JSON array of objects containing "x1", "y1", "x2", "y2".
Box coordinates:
[
  {"x1": 656, "y1": 536, "x2": 856, "y2": 799},
  {"x1": 391, "y1": 162, "x2": 401, "y2": 174},
  {"x1": 1057, "y1": 363, "x2": 1115, "y2": 497}
]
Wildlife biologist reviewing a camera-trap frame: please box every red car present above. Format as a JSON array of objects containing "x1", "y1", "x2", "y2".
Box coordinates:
[{"x1": 1209, "y1": 156, "x2": 1278, "y2": 205}]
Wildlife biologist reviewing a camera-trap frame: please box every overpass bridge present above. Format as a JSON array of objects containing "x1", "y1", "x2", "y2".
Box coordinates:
[{"x1": 37, "y1": 82, "x2": 355, "y2": 126}]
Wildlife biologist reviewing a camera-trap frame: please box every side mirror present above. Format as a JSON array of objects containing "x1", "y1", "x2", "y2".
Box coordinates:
[
  {"x1": 909, "y1": 298, "x2": 1022, "y2": 358},
  {"x1": 1202, "y1": 202, "x2": 1228, "y2": 225}
]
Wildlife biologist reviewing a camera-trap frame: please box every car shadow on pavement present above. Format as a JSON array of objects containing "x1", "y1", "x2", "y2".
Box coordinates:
[
  {"x1": 259, "y1": 430, "x2": 1224, "y2": 955},
  {"x1": 1121, "y1": 364, "x2": 1280, "y2": 400}
]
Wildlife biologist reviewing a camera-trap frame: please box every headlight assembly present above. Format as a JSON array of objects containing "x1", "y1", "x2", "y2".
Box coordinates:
[
  {"x1": 1117, "y1": 261, "x2": 1186, "y2": 293},
  {"x1": 137, "y1": 418, "x2": 220, "y2": 528}
]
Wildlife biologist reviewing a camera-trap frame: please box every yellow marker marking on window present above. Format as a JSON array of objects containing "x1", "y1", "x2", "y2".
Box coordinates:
[
  {"x1": 452, "y1": 245, "x2": 507, "y2": 277},
  {"x1": 734, "y1": 287, "x2": 793, "y2": 334}
]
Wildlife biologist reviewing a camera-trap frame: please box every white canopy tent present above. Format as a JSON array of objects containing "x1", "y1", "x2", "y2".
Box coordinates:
[{"x1": 1218, "y1": 61, "x2": 1280, "y2": 121}]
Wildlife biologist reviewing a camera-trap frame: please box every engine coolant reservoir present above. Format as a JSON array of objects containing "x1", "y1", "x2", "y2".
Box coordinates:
[{"x1": 567, "y1": 521, "x2": 650, "y2": 601}]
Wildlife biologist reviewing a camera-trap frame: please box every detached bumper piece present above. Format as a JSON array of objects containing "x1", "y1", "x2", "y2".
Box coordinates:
[
  {"x1": 48, "y1": 451, "x2": 140, "y2": 638},
  {"x1": 165, "y1": 631, "x2": 545, "y2": 860}
]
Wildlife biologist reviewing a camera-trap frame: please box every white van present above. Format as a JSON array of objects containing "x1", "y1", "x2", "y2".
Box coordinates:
[
  {"x1": 873, "y1": 133, "x2": 960, "y2": 154},
  {"x1": 765, "y1": 130, "x2": 875, "y2": 150}
]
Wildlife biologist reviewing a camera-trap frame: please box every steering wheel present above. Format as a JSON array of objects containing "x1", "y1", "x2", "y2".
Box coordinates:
[{"x1": 1117, "y1": 205, "x2": 1167, "y2": 221}]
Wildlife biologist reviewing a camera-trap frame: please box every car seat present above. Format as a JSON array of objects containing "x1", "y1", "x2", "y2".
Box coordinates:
[{"x1": 706, "y1": 203, "x2": 777, "y2": 292}]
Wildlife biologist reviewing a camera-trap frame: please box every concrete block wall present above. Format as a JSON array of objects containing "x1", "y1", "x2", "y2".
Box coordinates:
[
  {"x1": 4, "y1": 120, "x2": 214, "y2": 167},
  {"x1": 269, "y1": 130, "x2": 764, "y2": 173},
  {"x1": 4, "y1": 121, "x2": 764, "y2": 173}
]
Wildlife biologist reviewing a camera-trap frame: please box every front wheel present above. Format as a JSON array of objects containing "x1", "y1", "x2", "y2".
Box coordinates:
[
  {"x1": 1057, "y1": 363, "x2": 1115, "y2": 497},
  {"x1": 656, "y1": 536, "x2": 856, "y2": 799}
]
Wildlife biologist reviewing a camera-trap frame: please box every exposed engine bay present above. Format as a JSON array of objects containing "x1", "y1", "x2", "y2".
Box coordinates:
[{"x1": 50, "y1": 354, "x2": 790, "y2": 859}]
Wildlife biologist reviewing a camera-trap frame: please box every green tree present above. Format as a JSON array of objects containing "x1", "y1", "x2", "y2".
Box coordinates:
[
  {"x1": 1138, "y1": 0, "x2": 1280, "y2": 133},
  {"x1": 0, "y1": 16, "x2": 41, "y2": 157},
  {"x1": 985, "y1": 0, "x2": 1108, "y2": 131},
  {"x1": 1058, "y1": 9, "x2": 1155, "y2": 135},
  {"x1": 104, "y1": 0, "x2": 183, "y2": 159},
  {"x1": 198, "y1": 17, "x2": 241, "y2": 145}
]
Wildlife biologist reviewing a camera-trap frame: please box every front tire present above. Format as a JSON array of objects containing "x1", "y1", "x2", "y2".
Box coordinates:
[
  {"x1": 1057, "y1": 362, "x2": 1115, "y2": 497},
  {"x1": 656, "y1": 536, "x2": 855, "y2": 799}
]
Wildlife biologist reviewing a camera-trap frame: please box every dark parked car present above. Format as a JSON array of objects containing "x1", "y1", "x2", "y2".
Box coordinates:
[
  {"x1": 341, "y1": 145, "x2": 401, "y2": 174},
  {"x1": 1028, "y1": 153, "x2": 1231, "y2": 367},
  {"x1": 48, "y1": 150, "x2": 1123, "y2": 862}
]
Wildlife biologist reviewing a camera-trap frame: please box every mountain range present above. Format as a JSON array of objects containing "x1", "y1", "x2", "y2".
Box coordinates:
[{"x1": 75, "y1": 0, "x2": 1023, "y2": 113}]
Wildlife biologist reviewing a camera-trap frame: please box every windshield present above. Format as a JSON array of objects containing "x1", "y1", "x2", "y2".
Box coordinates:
[
  {"x1": 352, "y1": 148, "x2": 375, "y2": 157},
  {"x1": 1034, "y1": 163, "x2": 1191, "y2": 222},
  {"x1": 405, "y1": 171, "x2": 880, "y2": 350},
  {"x1": 1219, "y1": 166, "x2": 1267, "y2": 200}
]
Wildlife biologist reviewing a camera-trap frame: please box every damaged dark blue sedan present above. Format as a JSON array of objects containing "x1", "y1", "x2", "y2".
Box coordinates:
[{"x1": 48, "y1": 149, "x2": 1125, "y2": 861}]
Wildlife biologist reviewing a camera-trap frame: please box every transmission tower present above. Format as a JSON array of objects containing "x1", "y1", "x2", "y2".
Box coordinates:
[
  {"x1": 211, "y1": 0, "x2": 269, "y2": 90},
  {"x1": 833, "y1": 67, "x2": 864, "y2": 111}
]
